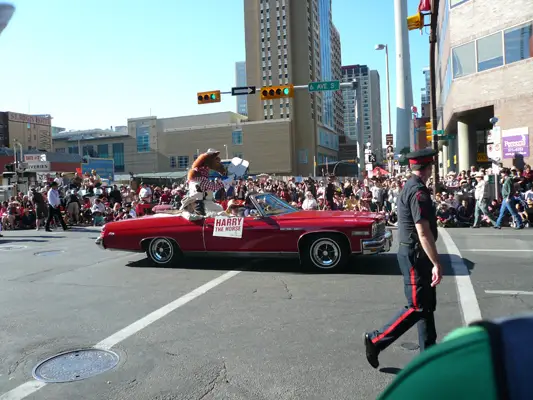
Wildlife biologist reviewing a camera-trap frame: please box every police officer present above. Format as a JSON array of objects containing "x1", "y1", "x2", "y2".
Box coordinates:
[{"x1": 363, "y1": 148, "x2": 442, "y2": 369}]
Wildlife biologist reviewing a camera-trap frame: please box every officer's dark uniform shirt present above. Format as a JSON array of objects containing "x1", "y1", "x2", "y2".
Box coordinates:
[{"x1": 397, "y1": 174, "x2": 438, "y2": 246}]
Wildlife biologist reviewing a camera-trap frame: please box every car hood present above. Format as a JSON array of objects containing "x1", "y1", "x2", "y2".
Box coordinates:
[{"x1": 277, "y1": 210, "x2": 382, "y2": 222}]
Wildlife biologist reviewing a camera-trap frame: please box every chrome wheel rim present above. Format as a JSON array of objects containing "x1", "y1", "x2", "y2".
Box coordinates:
[
  {"x1": 310, "y1": 239, "x2": 341, "y2": 269},
  {"x1": 150, "y1": 238, "x2": 173, "y2": 264}
]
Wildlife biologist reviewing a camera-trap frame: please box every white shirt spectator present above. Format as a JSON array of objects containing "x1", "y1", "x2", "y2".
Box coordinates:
[
  {"x1": 47, "y1": 188, "x2": 61, "y2": 208},
  {"x1": 139, "y1": 186, "x2": 151, "y2": 199},
  {"x1": 91, "y1": 202, "x2": 105, "y2": 214}
]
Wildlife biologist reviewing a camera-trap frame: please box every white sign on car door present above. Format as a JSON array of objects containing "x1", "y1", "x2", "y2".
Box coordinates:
[{"x1": 213, "y1": 216, "x2": 244, "y2": 239}]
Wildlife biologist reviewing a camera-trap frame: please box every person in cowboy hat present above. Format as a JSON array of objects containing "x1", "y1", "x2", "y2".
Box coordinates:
[
  {"x1": 472, "y1": 171, "x2": 497, "y2": 228},
  {"x1": 179, "y1": 196, "x2": 204, "y2": 221}
]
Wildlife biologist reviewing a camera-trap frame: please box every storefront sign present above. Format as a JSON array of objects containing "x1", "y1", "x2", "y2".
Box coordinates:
[
  {"x1": 7, "y1": 112, "x2": 51, "y2": 126},
  {"x1": 213, "y1": 216, "x2": 244, "y2": 239},
  {"x1": 24, "y1": 154, "x2": 46, "y2": 162},
  {"x1": 502, "y1": 127, "x2": 529, "y2": 159},
  {"x1": 26, "y1": 161, "x2": 50, "y2": 171}
]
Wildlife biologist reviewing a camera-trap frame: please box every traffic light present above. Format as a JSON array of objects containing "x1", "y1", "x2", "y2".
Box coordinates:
[
  {"x1": 425, "y1": 122, "x2": 432, "y2": 142},
  {"x1": 407, "y1": 13, "x2": 424, "y2": 31},
  {"x1": 197, "y1": 90, "x2": 221, "y2": 105},
  {"x1": 260, "y1": 84, "x2": 294, "y2": 100}
]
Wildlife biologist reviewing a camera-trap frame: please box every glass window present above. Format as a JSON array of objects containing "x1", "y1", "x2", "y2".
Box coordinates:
[
  {"x1": 97, "y1": 144, "x2": 108, "y2": 158},
  {"x1": 477, "y1": 32, "x2": 503, "y2": 72},
  {"x1": 82, "y1": 145, "x2": 95, "y2": 157},
  {"x1": 232, "y1": 130, "x2": 243, "y2": 145},
  {"x1": 112, "y1": 143, "x2": 125, "y2": 172},
  {"x1": 170, "y1": 156, "x2": 176, "y2": 168},
  {"x1": 452, "y1": 42, "x2": 476, "y2": 78},
  {"x1": 55, "y1": 148, "x2": 65, "y2": 153},
  {"x1": 177, "y1": 156, "x2": 189, "y2": 169},
  {"x1": 233, "y1": 151, "x2": 243, "y2": 159},
  {"x1": 504, "y1": 22, "x2": 533, "y2": 65},
  {"x1": 298, "y1": 149, "x2": 308, "y2": 164},
  {"x1": 68, "y1": 146, "x2": 79, "y2": 154},
  {"x1": 136, "y1": 124, "x2": 150, "y2": 152}
]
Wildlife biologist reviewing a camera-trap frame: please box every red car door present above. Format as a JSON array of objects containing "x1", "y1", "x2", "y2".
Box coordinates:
[{"x1": 203, "y1": 215, "x2": 280, "y2": 253}]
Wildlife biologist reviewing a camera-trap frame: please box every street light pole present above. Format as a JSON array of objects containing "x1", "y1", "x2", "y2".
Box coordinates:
[
  {"x1": 375, "y1": 44, "x2": 393, "y2": 173},
  {"x1": 223, "y1": 144, "x2": 228, "y2": 159},
  {"x1": 429, "y1": 0, "x2": 441, "y2": 186}
]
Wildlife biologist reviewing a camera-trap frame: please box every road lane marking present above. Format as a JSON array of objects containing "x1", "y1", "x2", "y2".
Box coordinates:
[
  {"x1": 485, "y1": 290, "x2": 533, "y2": 296},
  {"x1": 461, "y1": 249, "x2": 533, "y2": 252},
  {"x1": 439, "y1": 228, "x2": 482, "y2": 326},
  {"x1": 0, "y1": 270, "x2": 241, "y2": 400}
]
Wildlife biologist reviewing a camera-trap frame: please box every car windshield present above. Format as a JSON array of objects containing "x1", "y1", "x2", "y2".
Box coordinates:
[{"x1": 253, "y1": 193, "x2": 298, "y2": 216}]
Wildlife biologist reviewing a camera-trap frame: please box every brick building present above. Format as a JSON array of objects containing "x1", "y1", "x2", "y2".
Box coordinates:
[
  {"x1": 52, "y1": 112, "x2": 293, "y2": 175},
  {"x1": 435, "y1": 0, "x2": 533, "y2": 173}
]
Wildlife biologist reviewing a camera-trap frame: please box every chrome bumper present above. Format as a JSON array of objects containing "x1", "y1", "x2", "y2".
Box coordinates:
[
  {"x1": 95, "y1": 236, "x2": 105, "y2": 250},
  {"x1": 362, "y1": 230, "x2": 393, "y2": 255}
]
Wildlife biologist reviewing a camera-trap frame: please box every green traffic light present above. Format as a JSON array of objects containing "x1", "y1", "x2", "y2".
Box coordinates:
[
  {"x1": 210, "y1": 94, "x2": 216, "y2": 100},
  {"x1": 283, "y1": 88, "x2": 290, "y2": 95}
]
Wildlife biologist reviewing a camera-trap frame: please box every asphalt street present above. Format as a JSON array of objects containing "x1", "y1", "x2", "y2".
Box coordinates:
[
  {"x1": 0, "y1": 226, "x2": 480, "y2": 400},
  {"x1": 444, "y1": 227, "x2": 533, "y2": 322}
]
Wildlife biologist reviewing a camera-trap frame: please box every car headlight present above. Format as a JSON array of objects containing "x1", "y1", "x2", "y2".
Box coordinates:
[{"x1": 371, "y1": 222, "x2": 377, "y2": 237}]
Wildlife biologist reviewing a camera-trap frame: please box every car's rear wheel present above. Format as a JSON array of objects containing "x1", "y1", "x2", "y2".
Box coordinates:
[
  {"x1": 146, "y1": 238, "x2": 181, "y2": 267},
  {"x1": 300, "y1": 234, "x2": 349, "y2": 272}
]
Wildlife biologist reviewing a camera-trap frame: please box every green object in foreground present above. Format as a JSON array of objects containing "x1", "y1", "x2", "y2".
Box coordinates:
[
  {"x1": 377, "y1": 326, "x2": 498, "y2": 400},
  {"x1": 308, "y1": 80, "x2": 340, "y2": 92}
]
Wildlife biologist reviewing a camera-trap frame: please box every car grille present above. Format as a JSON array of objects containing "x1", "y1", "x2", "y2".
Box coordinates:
[{"x1": 375, "y1": 221, "x2": 386, "y2": 237}]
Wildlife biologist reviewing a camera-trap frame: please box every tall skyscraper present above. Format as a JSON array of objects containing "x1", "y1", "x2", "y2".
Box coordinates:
[
  {"x1": 235, "y1": 61, "x2": 248, "y2": 116},
  {"x1": 244, "y1": 0, "x2": 343, "y2": 175},
  {"x1": 340, "y1": 64, "x2": 382, "y2": 172},
  {"x1": 420, "y1": 67, "x2": 430, "y2": 118}
]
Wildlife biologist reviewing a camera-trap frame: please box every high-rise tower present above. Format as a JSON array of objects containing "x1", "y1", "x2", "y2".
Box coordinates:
[{"x1": 244, "y1": 0, "x2": 343, "y2": 175}]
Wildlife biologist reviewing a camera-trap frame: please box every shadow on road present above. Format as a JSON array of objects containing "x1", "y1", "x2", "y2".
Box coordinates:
[
  {"x1": 0, "y1": 238, "x2": 49, "y2": 243},
  {"x1": 127, "y1": 251, "x2": 473, "y2": 277},
  {"x1": 127, "y1": 253, "x2": 404, "y2": 275},
  {"x1": 379, "y1": 367, "x2": 402, "y2": 375}
]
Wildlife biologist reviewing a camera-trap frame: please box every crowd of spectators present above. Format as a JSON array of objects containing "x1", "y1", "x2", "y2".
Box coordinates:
[{"x1": 2, "y1": 164, "x2": 532, "y2": 236}]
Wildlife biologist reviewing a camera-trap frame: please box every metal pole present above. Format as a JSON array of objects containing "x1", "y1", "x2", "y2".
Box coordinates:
[
  {"x1": 430, "y1": 0, "x2": 441, "y2": 186},
  {"x1": 384, "y1": 45, "x2": 394, "y2": 175},
  {"x1": 385, "y1": 45, "x2": 392, "y2": 142},
  {"x1": 313, "y1": 156, "x2": 317, "y2": 177}
]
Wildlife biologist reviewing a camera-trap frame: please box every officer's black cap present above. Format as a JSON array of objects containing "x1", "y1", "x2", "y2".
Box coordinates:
[{"x1": 406, "y1": 148, "x2": 437, "y2": 170}]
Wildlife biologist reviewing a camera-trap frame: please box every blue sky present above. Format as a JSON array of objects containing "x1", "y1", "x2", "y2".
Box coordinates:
[{"x1": 0, "y1": 0, "x2": 428, "y2": 140}]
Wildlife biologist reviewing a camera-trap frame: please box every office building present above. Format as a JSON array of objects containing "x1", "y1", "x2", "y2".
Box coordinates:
[
  {"x1": 435, "y1": 0, "x2": 533, "y2": 173},
  {"x1": 244, "y1": 0, "x2": 343, "y2": 175},
  {"x1": 52, "y1": 112, "x2": 293, "y2": 175},
  {"x1": 340, "y1": 65, "x2": 383, "y2": 170},
  {"x1": 420, "y1": 67, "x2": 431, "y2": 118},
  {"x1": 235, "y1": 61, "x2": 248, "y2": 116},
  {"x1": 0, "y1": 111, "x2": 52, "y2": 151}
]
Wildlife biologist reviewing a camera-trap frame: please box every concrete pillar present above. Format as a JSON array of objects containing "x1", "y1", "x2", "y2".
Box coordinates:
[
  {"x1": 442, "y1": 144, "x2": 449, "y2": 176},
  {"x1": 457, "y1": 120, "x2": 471, "y2": 172}
]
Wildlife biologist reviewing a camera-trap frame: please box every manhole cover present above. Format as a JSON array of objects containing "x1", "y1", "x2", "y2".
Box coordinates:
[
  {"x1": 400, "y1": 342, "x2": 420, "y2": 351},
  {"x1": 32, "y1": 349, "x2": 120, "y2": 383},
  {"x1": 34, "y1": 250, "x2": 64, "y2": 256},
  {"x1": 0, "y1": 245, "x2": 27, "y2": 251}
]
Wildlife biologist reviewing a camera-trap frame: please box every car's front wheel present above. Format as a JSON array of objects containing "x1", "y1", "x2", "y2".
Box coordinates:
[
  {"x1": 300, "y1": 234, "x2": 349, "y2": 272},
  {"x1": 146, "y1": 238, "x2": 182, "y2": 267}
]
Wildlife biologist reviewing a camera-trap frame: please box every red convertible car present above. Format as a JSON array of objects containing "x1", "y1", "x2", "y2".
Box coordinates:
[{"x1": 95, "y1": 193, "x2": 392, "y2": 272}]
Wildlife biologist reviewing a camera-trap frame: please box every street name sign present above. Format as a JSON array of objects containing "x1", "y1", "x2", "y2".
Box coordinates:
[
  {"x1": 231, "y1": 86, "x2": 256, "y2": 96},
  {"x1": 308, "y1": 80, "x2": 340, "y2": 92}
]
